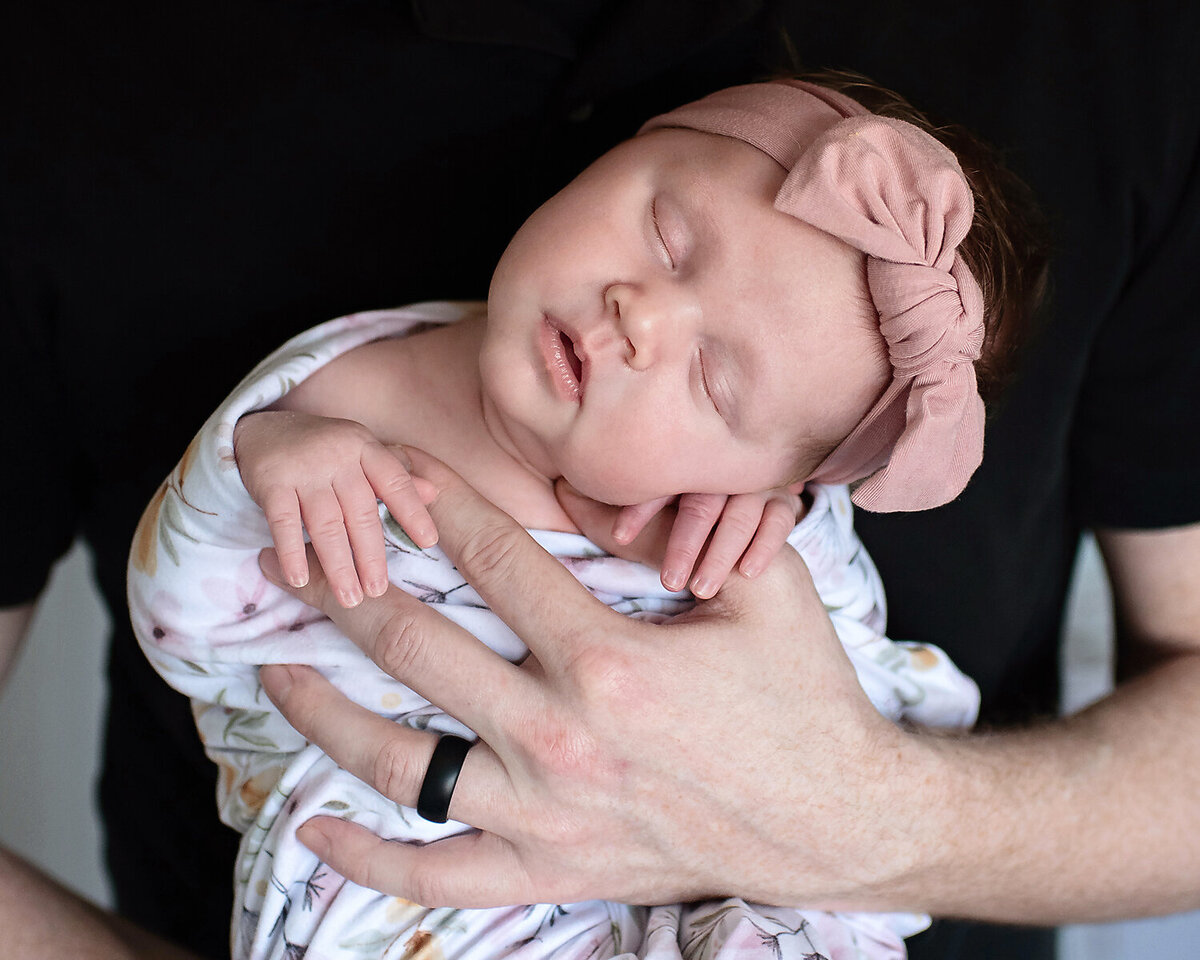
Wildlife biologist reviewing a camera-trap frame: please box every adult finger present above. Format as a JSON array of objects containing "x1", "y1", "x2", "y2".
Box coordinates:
[
  {"x1": 554, "y1": 479, "x2": 674, "y2": 568},
  {"x1": 259, "y1": 663, "x2": 512, "y2": 830},
  {"x1": 259, "y1": 546, "x2": 539, "y2": 740},
  {"x1": 295, "y1": 819, "x2": 537, "y2": 908},
  {"x1": 405, "y1": 449, "x2": 620, "y2": 669}
]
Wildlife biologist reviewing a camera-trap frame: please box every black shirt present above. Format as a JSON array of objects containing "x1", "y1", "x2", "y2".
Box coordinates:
[{"x1": 2, "y1": 2, "x2": 1197, "y2": 958}]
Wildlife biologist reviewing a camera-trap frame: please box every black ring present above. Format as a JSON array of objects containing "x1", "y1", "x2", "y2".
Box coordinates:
[{"x1": 416, "y1": 734, "x2": 473, "y2": 823}]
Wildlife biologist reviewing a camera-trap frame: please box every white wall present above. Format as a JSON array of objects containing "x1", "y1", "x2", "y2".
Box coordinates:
[
  {"x1": 0, "y1": 537, "x2": 1196, "y2": 955},
  {"x1": 0, "y1": 540, "x2": 111, "y2": 906}
]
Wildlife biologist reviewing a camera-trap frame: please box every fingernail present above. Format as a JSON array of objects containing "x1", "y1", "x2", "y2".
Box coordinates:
[
  {"x1": 339, "y1": 588, "x2": 363, "y2": 608},
  {"x1": 662, "y1": 569, "x2": 685, "y2": 592},
  {"x1": 739, "y1": 562, "x2": 761, "y2": 579},
  {"x1": 365, "y1": 579, "x2": 387, "y2": 598},
  {"x1": 692, "y1": 578, "x2": 716, "y2": 599},
  {"x1": 612, "y1": 522, "x2": 634, "y2": 544}
]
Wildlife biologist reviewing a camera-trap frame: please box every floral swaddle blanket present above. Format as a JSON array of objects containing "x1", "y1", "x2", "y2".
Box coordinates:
[{"x1": 128, "y1": 303, "x2": 980, "y2": 960}]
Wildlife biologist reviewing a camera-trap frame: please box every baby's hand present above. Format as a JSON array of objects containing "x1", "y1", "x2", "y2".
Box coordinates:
[
  {"x1": 233, "y1": 410, "x2": 437, "y2": 607},
  {"x1": 613, "y1": 486, "x2": 805, "y2": 599}
]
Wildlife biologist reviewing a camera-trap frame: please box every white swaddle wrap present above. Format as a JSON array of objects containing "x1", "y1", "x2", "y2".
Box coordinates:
[{"x1": 128, "y1": 303, "x2": 979, "y2": 960}]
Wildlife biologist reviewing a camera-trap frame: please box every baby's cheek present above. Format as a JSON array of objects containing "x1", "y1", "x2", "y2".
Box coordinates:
[{"x1": 560, "y1": 440, "x2": 663, "y2": 507}]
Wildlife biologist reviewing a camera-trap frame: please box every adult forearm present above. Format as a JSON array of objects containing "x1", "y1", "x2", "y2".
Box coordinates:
[
  {"x1": 877, "y1": 650, "x2": 1200, "y2": 923},
  {"x1": 0, "y1": 846, "x2": 200, "y2": 960},
  {"x1": 0, "y1": 603, "x2": 35, "y2": 695}
]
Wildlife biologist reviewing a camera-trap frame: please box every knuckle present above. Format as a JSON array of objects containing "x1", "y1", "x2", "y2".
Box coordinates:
[
  {"x1": 375, "y1": 470, "x2": 416, "y2": 498},
  {"x1": 309, "y1": 515, "x2": 348, "y2": 540},
  {"x1": 456, "y1": 520, "x2": 526, "y2": 583},
  {"x1": 718, "y1": 511, "x2": 759, "y2": 540},
  {"x1": 759, "y1": 510, "x2": 794, "y2": 541},
  {"x1": 677, "y1": 496, "x2": 723, "y2": 524},
  {"x1": 406, "y1": 864, "x2": 449, "y2": 907},
  {"x1": 370, "y1": 735, "x2": 422, "y2": 804},
  {"x1": 346, "y1": 510, "x2": 382, "y2": 534},
  {"x1": 373, "y1": 608, "x2": 434, "y2": 679},
  {"x1": 565, "y1": 645, "x2": 648, "y2": 723}
]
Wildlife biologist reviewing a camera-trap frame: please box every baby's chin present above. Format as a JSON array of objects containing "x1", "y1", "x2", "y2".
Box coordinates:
[{"x1": 560, "y1": 474, "x2": 667, "y2": 510}]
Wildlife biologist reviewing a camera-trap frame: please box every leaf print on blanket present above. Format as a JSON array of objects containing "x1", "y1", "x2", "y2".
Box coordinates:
[
  {"x1": 682, "y1": 903, "x2": 829, "y2": 960},
  {"x1": 131, "y1": 433, "x2": 213, "y2": 576},
  {"x1": 221, "y1": 704, "x2": 280, "y2": 750},
  {"x1": 383, "y1": 510, "x2": 426, "y2": 555}
]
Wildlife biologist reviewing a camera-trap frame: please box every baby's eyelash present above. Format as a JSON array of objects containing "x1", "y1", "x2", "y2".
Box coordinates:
[
  {"x1": 651, "y1": 198, "x2": 675, "y2": 269},
  {"x1": 698, "y1": 349, "x2": 723, "y2": 418}
]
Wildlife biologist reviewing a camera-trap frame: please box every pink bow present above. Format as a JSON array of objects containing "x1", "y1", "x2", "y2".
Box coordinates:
[{"x1": 791, "y1": 114, "x2": 985, "y2": 511}]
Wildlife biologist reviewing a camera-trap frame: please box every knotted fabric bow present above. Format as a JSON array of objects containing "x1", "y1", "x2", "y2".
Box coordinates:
[{"x1": 640, "y1": 81, "x2": 986, "y2": 511}]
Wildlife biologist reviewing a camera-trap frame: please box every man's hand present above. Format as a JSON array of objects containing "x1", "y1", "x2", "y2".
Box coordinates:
[
  {"x1": 259, "y1": 451, "x2": 1200, "y2": 923},
  {"x1": 258, "y1": 449, "x2": 915, "y2": 909}
]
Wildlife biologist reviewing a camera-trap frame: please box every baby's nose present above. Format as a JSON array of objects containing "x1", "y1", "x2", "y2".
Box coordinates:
[{"x1": 605, "y1": 282, "x2": 689, "y2": 370}]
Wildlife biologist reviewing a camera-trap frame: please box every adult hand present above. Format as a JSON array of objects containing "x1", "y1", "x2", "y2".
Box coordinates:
[{"x1": 258, "y1": 450, "x2": 923, "y2": 910}]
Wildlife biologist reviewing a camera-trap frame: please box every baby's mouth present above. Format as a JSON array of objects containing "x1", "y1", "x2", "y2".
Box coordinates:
[{"x1": 560, "y1": 330, "x2": 584, "y2": 384}]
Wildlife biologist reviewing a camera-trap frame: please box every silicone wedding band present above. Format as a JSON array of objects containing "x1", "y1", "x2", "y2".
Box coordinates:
[{"x1": 416, "y1": 734, "x2": 473, "y2": 824}]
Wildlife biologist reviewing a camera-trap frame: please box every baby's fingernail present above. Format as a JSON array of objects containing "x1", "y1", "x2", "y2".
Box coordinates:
[
  {"x1": 612, "y1": 523, "x2": 634, "y2": 544},
  {"x1": 662, "y1": 569, "x2": 685, "y2": 592}
]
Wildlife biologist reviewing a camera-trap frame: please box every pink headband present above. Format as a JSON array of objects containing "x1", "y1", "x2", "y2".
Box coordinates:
[{"x1": 640, "y1": 81, "x2": 986, "y2": 512}]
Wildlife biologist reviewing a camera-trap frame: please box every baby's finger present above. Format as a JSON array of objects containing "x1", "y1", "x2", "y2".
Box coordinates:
[
  {"x1": 363, "y1": 442, "x2": 438, "y2": 549},
  {"x1": 661, "y1": 493, "x2": 727, "y2": 592},
  {"x1": 738, "y1": 497, "x2": 799, "y2": 579},
  {"x1": 612, "y1": 496, "x2": 674, "y2": 545},
  {"x1": 334, "y1": 471, "x2": 391, "y2": 599},
  {"x1": 689, "y1": 495, "x2": 763, "y2": 599},
  {"x1": 300, "y1": 487, "x2": 364, "y2": 608},
  {"x1": 260, "y1": 487, "x2": 309, "y2": 588}
]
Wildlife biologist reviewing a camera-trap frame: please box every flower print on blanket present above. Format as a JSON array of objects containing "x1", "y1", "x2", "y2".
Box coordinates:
[{"x1": 128, "y1": 303, "x2": 980, "y2": 960}]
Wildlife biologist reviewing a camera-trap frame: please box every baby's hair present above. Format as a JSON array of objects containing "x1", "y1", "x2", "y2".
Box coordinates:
[{"x1": 799, "y1": 68, "x2": 1051, "y2": 408}]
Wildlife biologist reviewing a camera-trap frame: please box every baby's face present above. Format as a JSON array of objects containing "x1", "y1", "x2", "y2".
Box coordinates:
[{"x1": 481, "y1": 127, "x2": 889, "y2": 505}]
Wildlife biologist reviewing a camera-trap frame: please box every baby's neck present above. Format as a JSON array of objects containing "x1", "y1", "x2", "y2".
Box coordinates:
[{"x1": 386, "y1": 314, "x2": 581, "y2": 534}]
